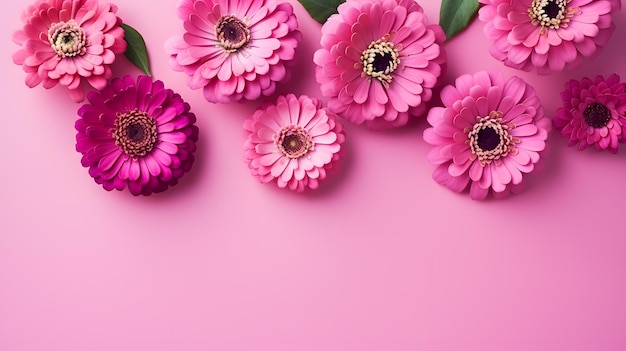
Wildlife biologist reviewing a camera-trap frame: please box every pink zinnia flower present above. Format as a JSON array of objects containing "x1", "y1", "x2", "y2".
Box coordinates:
[
  {"x1": 165, "y1": 0, "x2": 302, "y2": 104},
  {"x1": 423, "y1": 71, "x2": 550, "y2": 200},
  {"x1": 12, "y1": 0, "x2": 127, "y2": 102},
  {"x1": 313, "y1": 0, "x2": 446, "y2": 129},
  {"x1": 76, "y1": 76, "x2": 199, "y2": 196},
  {"x1": 478, "y1": 0, "x2": 619, "y2": 74},
  {"x1": 243, "y1": 94, "x2": 345, "y2": 192},
  {"x1": 553, "y1": 74, "x2": 626, "y2": 153}
]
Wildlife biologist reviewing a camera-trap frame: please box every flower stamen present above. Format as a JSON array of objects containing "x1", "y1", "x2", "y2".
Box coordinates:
[
  {"x1": 466, "y1": 111, "x2": 518, "y2": 166},
  {"x1": 113, "y1": 109, "x2": 158, "y2": 158},
  {"x1": 584, "y1": 102, "x2": 612, "y2": 128},
  {"x1": 275, "y1": 125, "x2": 314, "y2": 159},
  {"x1": 48, "y1": 20, "x2": 87, "y2": 58},
  {"x1": 361, "y1": 35, "x2": 400, "y2": 86},
  {"x1": 215, "y1": 15, "x2": 250, "y2": 53},
  {"x1": 528, "y1": 0, "x2": 579, "y2": 34}
]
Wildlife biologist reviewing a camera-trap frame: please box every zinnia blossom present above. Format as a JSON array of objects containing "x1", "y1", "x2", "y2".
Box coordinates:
[
  {"x1": 12, "y1": 0, "x2": 127, "y2": 102},
  {"x1": 553, "y1": 74, "x2": 626, "y2": 153},
  {"x1": 165, "y1": 0, "x2": 302, "y2": 103},
  {"x1": 243, "y1": 94, "x2": 345, "y2": 192},
  {"x1": 75, "y1": 76, "x2": 199, "y2": 196},
  {"x1": 423, "y1": 71, "x2": 550, "y2": 200},
  {"x1": 478, "y1": 0, "x2": 620, "y2": 74},
  {"x1": 313, "y1": 0, "x2": 446, "y2": 129}
]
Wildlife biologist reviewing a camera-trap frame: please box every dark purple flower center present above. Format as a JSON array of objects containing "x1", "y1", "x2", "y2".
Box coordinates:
[
  {"x1": 283, "y1": 135, "x2": 304, "y2": 153},
  {"x1": 361, "y1": 36, "x2": 400, "y2": 85},
  {"x1": 476, "y1": 127, "x2": 501, "y2": 151},
  {"x1": 467, "y1": 111, "x2": 517, "y2": 166},
  {"x1": 113, "y1": 109, "x2": 158, "y2": 158},
  {"x1": 276, "y1": 125, "x2": 314, "y2": 159},
  {"x1": 543, "y1": 1, "x2": 561, "y2": 19},
  {"x1": 48, "y1": 20, "x2": 87, "y2": 58},
  {"x1": 127, "y1": 124, "x2": 145, "y2": 142},
  {"x1": 216, "y1": 15, "x2": 250, "y2": 53},
  {"x1": 528, "y1": 0, "x2": 576, "y2": 31},
  {"x1": 584, "y1": 102, "x2": 611, "y2": 128},
  {"x1": 373, "y1": 52, "x2": 394, "y2": 73}
]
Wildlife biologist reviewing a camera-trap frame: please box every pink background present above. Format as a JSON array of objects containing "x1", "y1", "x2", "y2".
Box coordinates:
[{"x1": 1, "y1": 0, "x2": 626, "y2": 350}]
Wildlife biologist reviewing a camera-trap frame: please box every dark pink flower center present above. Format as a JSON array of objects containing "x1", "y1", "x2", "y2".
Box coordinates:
[
  {"x1": 216, "y1": 15, "x2": 250, "y2": 53},
  {"x1": 276, "y1": 125, "x2": 314, "y2": 159},
  {"x1": 48, "y1": 20, "x2": 87, "y2": 58},
  {"x1": 467, "y1": 111, "x2": 517, "y2": 166},
  {"x1": 584, "y1": 102, "x2": 611, "y2": 128},
  {"x1": 361, "y1": 36, "x2": 400, "y2": 85},
  {"x1": 113, "y1": 109, "x2": 158, "y2": 158}
]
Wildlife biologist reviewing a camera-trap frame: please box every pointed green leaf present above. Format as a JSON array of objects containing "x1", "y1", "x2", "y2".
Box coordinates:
[
  {"x1": 121, "y1": 23, "x2": 152, "y2": 76},
  {"x1": 298, "y1": 0, "x2": 346, "y2": 24},
  {"x1": 439, "y1": 0, "x2": 480, "y2": 41}
]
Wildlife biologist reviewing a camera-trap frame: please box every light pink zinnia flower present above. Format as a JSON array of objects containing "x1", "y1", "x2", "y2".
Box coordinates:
[
  {"x1": 165, "y1": 0, "x2": 302, "y2": 104},
  {"x1": 423, "y1": 71, "x2": 550, "y2": 200},
  {"x1": 12, "y1": 0, "x2": 127, "y2": 102},
  {"x1": 76, "y1": 76, "x2": 199, "y2": 196},
  {"x1": 313, "y1": 0, "x2": 446, "y2": 129},
  {"x1": 243, "y1": 94, "x2": 345, "y2": 192},
  {"x1": 553, "y1": 74, "x2": 626, "y2": 153},
  {"x1": 478, "y1": 0, "x2": 620, "y2": 74}
]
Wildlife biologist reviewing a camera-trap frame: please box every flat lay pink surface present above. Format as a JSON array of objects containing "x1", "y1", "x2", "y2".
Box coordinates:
[{"x1": 1, "y1": 0, "x2": 626, "y2": 350}]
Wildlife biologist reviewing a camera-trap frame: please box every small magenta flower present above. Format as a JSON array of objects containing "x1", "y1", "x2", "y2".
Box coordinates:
[
  {"x1": 553, "y1": 74, "x2": 626, "y2": 153},
  {"x1": 313, "y1": 0, "x2": 446, "y2": 129},
  {"x1": 423, "y1": 71, "x2": 550, "y2": 200},
  {"x1": 243, "y1": 94, "x2": 345, "y2": 192},
  {"x1": 478, "y1": 0, "x2": 620, "y2": 74},
  {"x1": 165, "y1": 0, "x2": 302, "y2": 103},
  {"x1": 12, "y1": 0, "x2": 127, "y2": 102},
  {"x1": 75, "y1": 76, "x2": 199, "y2": 195}
]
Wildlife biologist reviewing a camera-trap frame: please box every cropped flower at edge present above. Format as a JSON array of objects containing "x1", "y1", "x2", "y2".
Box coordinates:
[
  {"x1": 553, "y1": 74, "x2": 626, "y2": 153},
  {"x1": 478, "y1": 0, "x2": 619, "y2": 74},
  {"x1": 75, "y1": 75, "x2": 199, "y2": 196},
  {"x1": 165, "y1": 0, "x2": 302, "y2": 104},
  {"x1": 243, "y1": 94, "x2": 345, "y2": 192},
  {"x1": 12, "y1": 0, "x2": 127, "y2": 102},
  {"x1": 314, "y1": 0, "x2": 446, "y2": 129},
  {"x1": 423, "y1": 71, "x2": 550, "y2": 200}
]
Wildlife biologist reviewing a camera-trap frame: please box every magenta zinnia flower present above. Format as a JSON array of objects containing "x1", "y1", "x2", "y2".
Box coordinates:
[
  {"x1": 478, "y1": 0, "x2": 619, "y2": 74},
  {"x1": 243, "y1": 94, "x2": 345, "y2": 192},
  {"x1": 423, "y1": 71, "x2": 550, "y2": 200},
  {"x1": 75, "y1": 76, "x2": 199, "y2": 196},
  {"x1": 313, "y1": 0, "x2": 446, "y2": 129},
  {"x1": 12, "y1": 0, "x2": 127, "y2": 102},
  {"x1": 165, "y1": 0, "x2": 302, "y2": 104},
  {"x1": 553, "y1": 74, "x2": 626, "y2": 153}
]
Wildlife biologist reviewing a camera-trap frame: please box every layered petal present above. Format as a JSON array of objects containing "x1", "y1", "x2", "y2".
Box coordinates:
[
  {"x1": 12, "y1": 0, "x2": 126, "y2": 101},
  {"x1": 243, "y1": 94, "x2": 345, "y2": 192},
  {"x1": 553, "y1": 74, "x2": 626, "y2": 153},
  {"x1": 166, "y1": 0, "x2": 302, "y2": 103},
  {"x1": 423, "y1": 71, "x2": 550, "y2": 200},
  {"x1": 478, "y1": 0, "x2": 618, "y2": 74},
  {"x1": 313, "y1": 0, "x2": 446, "y2": 129},
  {"x1": 75, "y1": 75, "x2": 199, "y2": 195}
]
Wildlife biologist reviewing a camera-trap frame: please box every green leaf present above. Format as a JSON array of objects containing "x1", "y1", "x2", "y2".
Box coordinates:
[
  {"x1": 439, "y1": 0, "x2": 480, "y2": 41},
  {"x1": 121, "y1": 23, "x2": 152, "y2": 76},
  {"x1": 298, "y1": 0, "x2": 346, "y2": 24}
]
